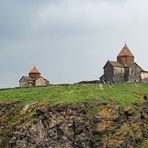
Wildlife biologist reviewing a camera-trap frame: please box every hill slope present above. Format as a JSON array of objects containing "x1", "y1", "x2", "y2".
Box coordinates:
[{"x1": 0, "y1": 83, "x2": 148, "y2": 147}]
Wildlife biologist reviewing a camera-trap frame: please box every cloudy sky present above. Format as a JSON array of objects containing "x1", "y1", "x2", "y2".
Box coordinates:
[{"x1": 1, "y1": 0, "x2": 148, "y2": 88}]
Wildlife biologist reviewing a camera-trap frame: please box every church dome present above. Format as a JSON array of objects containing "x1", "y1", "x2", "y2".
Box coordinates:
[
  {"x1": 29, "y1": 66, "x2": 40, "y2": 74},
  {"x1": 117, "y1": 43, "x2": 134, "y2": 58},
  {"x1": 117, "y1": 44, "x2": 134, "y2": 66},
  {"x1": 29, "y1": 66, "x2": 41, "y2": 79}
]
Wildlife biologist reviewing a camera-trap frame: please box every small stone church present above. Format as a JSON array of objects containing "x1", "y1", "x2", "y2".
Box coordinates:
[
  {"x1": 19, "y1": 67, "x2": 49, "y2": 87},
  {"x1": 100, "y1": 44, "x2": 148, "y2": 83}
]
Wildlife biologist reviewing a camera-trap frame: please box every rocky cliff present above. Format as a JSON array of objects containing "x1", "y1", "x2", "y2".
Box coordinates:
[{"x1": 0, "y1": 99, "x2": 148, "y2": 148}]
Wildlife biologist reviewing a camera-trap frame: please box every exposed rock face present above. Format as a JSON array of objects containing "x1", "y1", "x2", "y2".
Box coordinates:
[
  {"x1": 0, "y1": 101, "x2": 147, "y2": 148},
  {"x1": 94, "y1": 101, "x2": 148, "y2": 147}
]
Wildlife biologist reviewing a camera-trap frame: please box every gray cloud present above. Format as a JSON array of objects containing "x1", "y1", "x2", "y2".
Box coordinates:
[{"x1": 0, "y1": 0, "x2": 148, "y2": 88}]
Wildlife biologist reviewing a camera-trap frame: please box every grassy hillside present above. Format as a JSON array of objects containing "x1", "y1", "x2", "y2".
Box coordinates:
[
  {"x1": 0, "y1": 83, "x2": 148, "y2": 147},
  {"x1": 0, "y1": 83, "x2": 147, "y2": 106}
]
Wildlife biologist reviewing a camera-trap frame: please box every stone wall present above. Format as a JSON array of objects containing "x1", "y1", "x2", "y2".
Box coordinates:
[
  {"x1": 35, "y1": 77, "x2": 47, "y2": 86},
  {"x1": 19, "y1": 81, "x2": 28, "y2": 87},
  {"x1": 117, "y1": 56, "x2": 134, "y2": 66},
  {"x1": 19, "y1": 77, "x2": 30, "y2": 87},
  {"x1": 104, "y1": 63, "x2": 114, "y2": 82},
  {"x1": 104, "y1": 64, "x2": 125, "y2": 83},
  {"x1": 141, "y1": 71, "x2": 148, "y2": 82},
  {"x1": 113, "y1": 67, "x2": 124, "y2": 82},
  {"x1": 128, "y1": 64, "x2": 142, "y2": 82}
]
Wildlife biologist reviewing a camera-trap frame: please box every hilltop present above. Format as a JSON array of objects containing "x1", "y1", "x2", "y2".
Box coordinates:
[
  {"x1": 0, "y1": 83, "x2": 148, "y2": 106},
  {"x1": 0, "y1": 83, "x2": 148, "y2": 147}
]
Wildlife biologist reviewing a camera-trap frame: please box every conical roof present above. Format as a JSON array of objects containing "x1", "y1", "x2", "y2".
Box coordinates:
[
  {"x1": 29, "y1": 66, "x2": 40, "y2": 74},
  {"x1": 117, "y1": 44, "x2": 134, "y2": 57}
]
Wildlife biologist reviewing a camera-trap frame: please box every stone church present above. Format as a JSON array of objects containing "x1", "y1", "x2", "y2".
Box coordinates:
[
  {"x1": 19, "y1": 67, "x2": 49, "y2": 87},
  {"x1": 100, "y1": 44, "x2": 148, "y2": 83}
]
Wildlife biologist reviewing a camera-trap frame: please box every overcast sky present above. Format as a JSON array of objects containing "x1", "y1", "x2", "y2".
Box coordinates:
[{"x1": 1, "y1": 0, "x2": 148, "y2": 88}]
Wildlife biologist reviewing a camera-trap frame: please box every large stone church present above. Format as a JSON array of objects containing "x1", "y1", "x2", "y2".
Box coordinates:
[{"x1": 100, "y1": 44, "x2": 148, "y2": 83}]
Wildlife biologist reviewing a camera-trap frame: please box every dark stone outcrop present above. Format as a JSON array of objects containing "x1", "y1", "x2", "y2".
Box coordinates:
[{"x1": 0, "y1": 100, "x2": 147, "y2": 148}]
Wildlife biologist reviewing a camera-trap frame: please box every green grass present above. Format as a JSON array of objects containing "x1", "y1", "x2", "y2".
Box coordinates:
[
  {"x1": 0, "y1": 83, "x2": 147, "y2": 107},
  {"x1": 139, "y1": 139, "x2": 148, "y2": 148}
]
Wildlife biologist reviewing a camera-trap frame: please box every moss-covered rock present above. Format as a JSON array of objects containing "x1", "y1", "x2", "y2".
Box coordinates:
[{"x1": 0, "y1": 100, "x2": 147, "y2": 148}]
